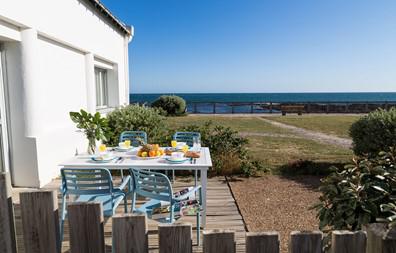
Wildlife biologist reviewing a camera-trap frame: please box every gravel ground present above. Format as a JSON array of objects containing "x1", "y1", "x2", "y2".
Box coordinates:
[{"x1": 228, "y1": 175, "x2": 321, "y2": 253}]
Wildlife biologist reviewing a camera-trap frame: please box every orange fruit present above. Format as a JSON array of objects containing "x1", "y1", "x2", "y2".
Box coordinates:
[{"x1": 149, "y1": 150, "x2": 157, "y2": 157}]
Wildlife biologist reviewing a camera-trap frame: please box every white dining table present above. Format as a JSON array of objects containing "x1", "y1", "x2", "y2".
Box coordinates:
[{"x1": 59, "y1": 147, "x2": 212, "y2": 227}]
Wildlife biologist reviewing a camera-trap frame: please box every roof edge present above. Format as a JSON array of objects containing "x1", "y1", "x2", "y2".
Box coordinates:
[{"x1": 85, "y1": 0, "x2": 132, "y2": 36}]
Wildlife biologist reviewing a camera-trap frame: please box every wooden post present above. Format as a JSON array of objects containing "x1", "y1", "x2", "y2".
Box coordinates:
[
  {"x1": 20, "y1": 190, "x2": 60, "y2": 253},
  {"x1": 0, "y1": 172, "x2": 17, "y2": 253},
  {"x1": 269, "y1": 102, "x2": 273, "y2": 113},
  {"x1": 289, "y1": 231, "x2": 322, "y2": 253},
  {"x1": 246, "y1": 232, "x2": 279, "y2": 253},
  {"x1": 68, "y1": 202, "x2": 105, "y2": 253},
  {"x1": 364, "y1": 223, "x2": 396, "y2": 253},
  {"x1": 326, "y1": 104, "x2": 330, "y2": 114},
  {"x1": 159, "y1": 223, "x2": 192, "y2": 253},
  {"x1": 345, "y1": 103, "x2": 349, "y2": 113},
  {"x1": 213, "y1": 103, "x2": 216, "y2": 114},
  {"x1": 231, "y1": 104, "x2": 235, "y2": 114},
  {"x1": 250, "y1": 103, "x2": 254, "y2": 113},
  {"x1": 307, "y1": 103, "x2": 311, "y2": 113},
  {"x1": 113, "y1": 213, "x2": 148, "y2": 253},
  {"x1": 203, "y1": 229, "x2": 235, "y2": 253},
  {"x1": 331, "y1": 230, "x2": 366, "y2": 253}
]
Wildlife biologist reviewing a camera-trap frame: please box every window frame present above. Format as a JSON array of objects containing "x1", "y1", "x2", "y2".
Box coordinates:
[{"x1": 95, "y1": 67, "x2": 109, "y2": 110}]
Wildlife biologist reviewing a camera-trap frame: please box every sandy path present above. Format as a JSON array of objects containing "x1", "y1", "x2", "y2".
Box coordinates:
[{"x1": 259, "y1": 118, "x2": 352, "y2": 149}]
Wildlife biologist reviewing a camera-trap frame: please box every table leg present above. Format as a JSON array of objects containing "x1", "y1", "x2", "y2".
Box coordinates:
[{"x1": 201, "y1": 168, "x2": 207, "y2": 228}]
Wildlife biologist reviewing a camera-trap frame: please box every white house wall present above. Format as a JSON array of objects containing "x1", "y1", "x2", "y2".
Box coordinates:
[{"x1": 0, "y1": 0, "x2": 132, "y2": 187}]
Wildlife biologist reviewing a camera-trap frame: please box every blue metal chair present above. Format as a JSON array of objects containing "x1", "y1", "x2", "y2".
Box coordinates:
[
  {"x1": 120, "y1": 131, "x2": 148, "y2": 146},
  {"x1": 130, "y1": 169, "x2": 202, "y2": 245},
  {"x1": 172, "y1": 132, "x2": 201, "y2": 182},
  {"x1": 59, "y1": 168, "x2": 132, "y2": 243},
  {"x1": 173, "y1": 132, "x2": 201, "y2": 147}
]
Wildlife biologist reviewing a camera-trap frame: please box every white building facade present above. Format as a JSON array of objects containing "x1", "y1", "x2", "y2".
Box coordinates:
[{"x1": 0, "y1": 0, "x2": 133, "y2": 187}]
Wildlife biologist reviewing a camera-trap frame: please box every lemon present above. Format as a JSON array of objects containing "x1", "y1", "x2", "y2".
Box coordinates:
[{"x1": 141, "y1": 151, "x2": 148, "y2": 157}]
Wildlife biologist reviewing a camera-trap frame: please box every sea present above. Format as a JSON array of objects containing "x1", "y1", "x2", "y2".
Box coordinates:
[{"x1": 130, "y1": 92, "x2": 396, "y2": 114}]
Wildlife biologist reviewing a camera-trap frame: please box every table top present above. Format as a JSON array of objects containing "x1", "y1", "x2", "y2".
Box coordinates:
[{"x1": 59, "y1": 147, "x2": 212, "y2": 170}]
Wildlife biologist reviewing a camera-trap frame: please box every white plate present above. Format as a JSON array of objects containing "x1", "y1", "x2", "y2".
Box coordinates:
[
  {"x1": 165, "y1": 157, "x2": 189, "y2": 163},
  {"x1": 91, "y1": 155, "x2": 116, "y2": 163},
  {"x1": 114, "y1": 146, "x2": 132, "y2": 152}
]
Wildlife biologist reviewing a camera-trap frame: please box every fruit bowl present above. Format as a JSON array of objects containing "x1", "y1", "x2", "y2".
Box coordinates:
[{"x1": 137, "y1": 144, "x2": 164, "y2": 158}]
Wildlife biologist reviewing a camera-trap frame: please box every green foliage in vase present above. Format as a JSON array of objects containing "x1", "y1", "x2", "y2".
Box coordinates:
[{"x1": 69, "y1": 109, "x2": 109, "y2": 154}]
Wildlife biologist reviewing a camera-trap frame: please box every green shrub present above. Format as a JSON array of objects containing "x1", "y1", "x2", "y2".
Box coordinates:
[
  {"x1": 151, "y1": 95, "x2": 187, "y2": 116},
  {"x1": 106, "y1": 104, "x2": 167, "y2": 146},
  {"x1": 313, "y1": 148, "x2": 396, "y2": 234},
  {"x1": 350, "y1": 108, "x2": 396, "y2": 156},
  {"x1": 175, "y1": 121, "x2": 268, "y2": 176}
]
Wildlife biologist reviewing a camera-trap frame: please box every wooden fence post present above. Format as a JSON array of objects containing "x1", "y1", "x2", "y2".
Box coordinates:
[
  {"x1": 112, "y1": 213, "x2": 148, "y2": 253},
  {"x1": 20, "y1": 190, "x2": 60, "y2": 253},
  {"x1": 68, "y1": 202, "x2": 105, "y2": 253},
  {"x1": 289, "y1": 231, "x2": 322, "y2": 253},
  {"x1": 0, "y1": 172, "x2": 17, "y2": 253},
  {"x1": 203, "y1": 229, "x2": 235, "y2": 253},
  {"x1": 246, "y1": 232, "x2": 279, "y2": 253},
  {"x1": 213, "y1": 103, "x2": 216, "y2": 114},
  {"x1": 331, "y1": 230, "x2": 366, "y2": 253},
  {"x1": 364, "y1": 223, "x2": 396, "y2": 253},
  {"x1": 269, "y1": 102, "x2": 273, "y2": 113},
  {"x1": 159, "y1": 223, "x2": 192, "y2": 253}
]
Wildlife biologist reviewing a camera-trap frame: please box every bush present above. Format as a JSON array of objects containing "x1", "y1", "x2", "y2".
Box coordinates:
[
  {"x1": 350, "y1": 108, "x2": 396, "y2": 156},
  {"x1": 175, "y1": 121, "x2": 269, "y2": 176},
  {"x1": 106, "y1": 104, "x2": 167, "y2": 146},
  {"x1": 313, "y1": 148, "x2": 396, "y2": 234},
  {"x1": 151, "y1": 95, "x2": 187, "y2": 116}
]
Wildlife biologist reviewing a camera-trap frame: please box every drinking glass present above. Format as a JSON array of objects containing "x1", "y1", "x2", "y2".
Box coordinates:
[
  {"x1": 171, "y1": 140, "x2": 177, "y2": 148},
  {"x1": 193, "y1": 136, "x2": 201, "y2": 151},
  {"x1": 99, "y1": 144, "x2": 107, "y2": 153},
  {"x1": 124, "y1": 140, "x2": 131, "y2": 148}
]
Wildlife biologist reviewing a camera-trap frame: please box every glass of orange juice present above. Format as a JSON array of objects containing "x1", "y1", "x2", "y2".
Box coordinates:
[
  {"x1": 99, "y1": 144, "x2": 107, "y2": 153},
  {"x1": 171, "y1": 140, "x2": 177, "y2": 148},
  {"x1": 124, "y1": 140, "x2": 131, "y2": 148}
]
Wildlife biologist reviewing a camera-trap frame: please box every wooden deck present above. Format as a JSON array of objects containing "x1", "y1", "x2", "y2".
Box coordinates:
[{"x1": 12, "y1": 176, "x2": 246, "y2": 252}]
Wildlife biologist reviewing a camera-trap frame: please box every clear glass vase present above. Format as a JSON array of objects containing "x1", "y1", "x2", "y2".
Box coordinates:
[{"x1": 87, "y1": 138, "x2": 96, "y2": 155}]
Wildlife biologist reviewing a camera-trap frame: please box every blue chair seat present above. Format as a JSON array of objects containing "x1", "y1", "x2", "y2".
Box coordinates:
[{"x1": 76, "y1": 192, "x2": 125, "y2": 216}]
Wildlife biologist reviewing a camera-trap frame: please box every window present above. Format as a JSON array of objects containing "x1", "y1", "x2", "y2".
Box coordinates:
[{"x1": 95, "y1": 67, "x2": 108, "y2": 109}]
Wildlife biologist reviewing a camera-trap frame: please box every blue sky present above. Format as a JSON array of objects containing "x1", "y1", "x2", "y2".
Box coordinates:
[{"x1": 101, "y1": 0, "x2": 396, "y2": 93}]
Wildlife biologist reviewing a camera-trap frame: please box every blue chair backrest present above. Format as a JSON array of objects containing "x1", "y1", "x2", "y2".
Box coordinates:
[
  {"x1": 61, "y1": 168, "x2": 113, "y2": 195},
  {"x1": 173, "y1": 132, "x2": 201, "y2": 147},
  {"x1": 131, "y1": 169, "x2": 173, "y2": 202},
  {"x1": 120, "y1": 131, "x2": 148, "y2": 146}
]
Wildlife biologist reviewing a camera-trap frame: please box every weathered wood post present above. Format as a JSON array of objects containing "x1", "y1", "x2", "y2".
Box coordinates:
[
  {"x1": 203, "y1": 229, "x2": 235, "y2": 253},
  {"x1": 331, "y1": 230, "x2": 366, "y2": 253},
  {"x1": 159, "y1": 223, "x2": 192, "y2": 253},
  {"x1": 289, "y1": 231, "x2": 322, "y2": 253},
  {"x1": 250, "y1": 103, "x2": 254, "y2": 113},
  {"x1": 20, "y1": 190, "x2": 60, "y2": 253},
  {"x1": 345, "y1": 103, "x2": 349, "y2": 113},
  {"x1": 0, "y1": 172, "x2": 17, "y2": 253},
  {"x1": 246, "y1": 232, "x2": 279, "y2": 253},
  {"x1": 213, "y1": 103, "x2": 216, "y2": 114},
  {"x1": 364, "y1": 223, "x2": 396, "y2": 253},
  {"x1": 113, "y1": 213, "x2": 148, "y2": 253},
  {"x1": 68, "y1": 202, "x2": 105, "y2": 253}
]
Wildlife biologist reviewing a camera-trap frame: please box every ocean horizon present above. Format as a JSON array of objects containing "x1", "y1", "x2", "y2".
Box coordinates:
[{"x1": 130, "y1": 92, "x2": 396, "y2": 114}]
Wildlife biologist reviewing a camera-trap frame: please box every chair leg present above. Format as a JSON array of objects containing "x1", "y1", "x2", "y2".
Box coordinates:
[
  {"x1": 131, "y1": 192, "x2": 136, "y2": 213},
  {"x1": 123, "y1": 195, "x2": 128, "y2": 213},
  {"x1": 60, "y1": 195, "x2": 67, "y2": 251},
  {"x1": 120, "y1": 169, "x2": 124, "y2": 181},
  {"x1": 170, "y1": 205, "x2": 175, "y2": 223},
  {"x1": 172, "y1": 170, "x2": 175, "y2": 182},
  {"x1": 196, "y1": 212, "x2": 201, "y2": 246}
]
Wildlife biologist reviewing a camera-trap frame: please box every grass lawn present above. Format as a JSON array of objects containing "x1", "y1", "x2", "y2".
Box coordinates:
[
  {"x1": 166, "y1": 115, "x2": 353, "y2": 173},
  {"x1": 263, "y1": 115, "x2": 361, "y2": 138},
  {"x1": 166, "y1": 115, "x2": 289, "y2": 134}
]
